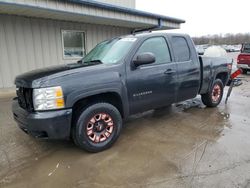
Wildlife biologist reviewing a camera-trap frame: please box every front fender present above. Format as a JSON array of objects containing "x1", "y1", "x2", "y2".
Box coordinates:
[{"x1": 65, "y1": 82, "x2": 129, "y2": 118}]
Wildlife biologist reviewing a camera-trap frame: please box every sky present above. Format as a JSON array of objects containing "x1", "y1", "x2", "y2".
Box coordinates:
[{"x1": 136, "y1": 0, "x2": 249, "y2": 37}]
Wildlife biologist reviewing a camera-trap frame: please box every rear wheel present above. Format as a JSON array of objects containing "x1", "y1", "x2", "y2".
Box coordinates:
[
  {"x1": 72, "y1": 103, "x2": 122, "y2": 152},
  {"x1": 242, "y1": 69, "x2": 248, "y2": 74},
  {"x1": 201, "y1": 79, "x2": 224, "y2": 107}
]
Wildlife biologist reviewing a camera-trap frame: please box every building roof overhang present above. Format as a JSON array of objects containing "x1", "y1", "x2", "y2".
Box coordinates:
[{"x1": 0, "y1": 0, "x2": 185, "y2": 30}]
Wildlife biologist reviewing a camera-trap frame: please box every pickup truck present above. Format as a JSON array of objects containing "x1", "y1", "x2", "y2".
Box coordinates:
[
  {"x1": 237, "y1": 43, "x2": 250, "y2": 74},
  {"x1": 12, "y1": 33, "x2": 232, "y2": 152}
]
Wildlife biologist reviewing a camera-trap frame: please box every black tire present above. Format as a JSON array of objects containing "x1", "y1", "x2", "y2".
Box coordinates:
[
  {"x1": 201, "y1": 79, "x2": 224, "y2": 107},
  {"x1": 242, "y1": 69, "x2": 248, "y2": 74},
  {"x1": 72, "y1": 103, "x2": 122, "y2": 153}
]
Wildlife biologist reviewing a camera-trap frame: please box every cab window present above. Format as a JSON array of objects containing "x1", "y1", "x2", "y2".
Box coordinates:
[
  {"x1": 136, "y1": 37, "x2": 171, "y2": 64},
  {"x1": 172, "y1": 36, "x2": 190, "y2": 62}
]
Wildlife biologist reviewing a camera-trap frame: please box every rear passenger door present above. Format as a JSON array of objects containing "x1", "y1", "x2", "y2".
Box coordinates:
[{"x1": 170, "y1": 36, "x2": 200, "y2": 102}]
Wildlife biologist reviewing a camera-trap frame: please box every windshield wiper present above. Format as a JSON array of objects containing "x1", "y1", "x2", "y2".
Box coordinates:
[
  {"x1": 83, "y1": 59, "x2": 103, "y2": 64},
  {"x1": 77, "y1": 59, "x2": 83, "y2": 64}
]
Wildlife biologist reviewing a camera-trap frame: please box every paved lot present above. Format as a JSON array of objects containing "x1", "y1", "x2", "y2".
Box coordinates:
[{"x1": 0, "y1": 53, "x2": 250, "y2": 188}]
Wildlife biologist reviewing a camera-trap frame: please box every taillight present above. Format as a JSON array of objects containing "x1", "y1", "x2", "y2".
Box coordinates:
[
  {"x1": 237, "y1": 56, "x2": 240, "y2": 63},
  {"x1": 231, "y1": 69, "x2": 242, "y2": 79}
]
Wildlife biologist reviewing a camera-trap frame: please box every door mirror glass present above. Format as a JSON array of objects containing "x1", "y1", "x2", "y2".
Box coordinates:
[{"x1": 133, "y1": 52, "x2": 156, "y2": 67}]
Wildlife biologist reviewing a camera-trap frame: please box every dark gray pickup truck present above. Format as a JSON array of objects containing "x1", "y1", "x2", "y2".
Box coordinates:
[{"x1": 12, "y1": 32, "x2": 232, "y2": 152}]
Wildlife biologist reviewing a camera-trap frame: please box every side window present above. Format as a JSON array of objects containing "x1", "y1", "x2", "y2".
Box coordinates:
[
  {"x1": 172, "y1": 36, "x2": 190, "y2": 62},
  {"x1": 136, "y1": 37, "x2": 171, "y2": 64}
]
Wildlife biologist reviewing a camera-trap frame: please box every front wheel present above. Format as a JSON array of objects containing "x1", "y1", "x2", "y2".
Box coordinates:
[
  {"x1": 72, "y1": 103, "x2": 122, "y2": 152},
  {"x1": 201, "y1": 79, "x2": 224, "y2": 107}
]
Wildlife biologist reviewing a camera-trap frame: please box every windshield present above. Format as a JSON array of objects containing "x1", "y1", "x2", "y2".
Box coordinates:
[
  {"x1": 242, "y1": 44, "x2": 250, "y2": 53},
  {"x1": 82, "y1": 37, "x2": 137, "y2": 64}
]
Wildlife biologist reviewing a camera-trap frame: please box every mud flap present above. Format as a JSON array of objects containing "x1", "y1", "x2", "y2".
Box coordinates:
[{"x1": 225, "y1": 69, "x2": 243, "y2": 104}]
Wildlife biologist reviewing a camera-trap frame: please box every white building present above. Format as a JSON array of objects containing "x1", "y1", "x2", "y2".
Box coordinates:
[{"x1": 0, "y1": 0, "x2": 184, "y2": 88}]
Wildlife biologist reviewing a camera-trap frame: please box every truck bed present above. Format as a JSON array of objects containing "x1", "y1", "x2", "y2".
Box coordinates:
[{"x1": 199, "y1": 56, "x2": 231, "y2": 94}]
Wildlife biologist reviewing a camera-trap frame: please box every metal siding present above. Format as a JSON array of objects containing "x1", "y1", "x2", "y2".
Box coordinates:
[
  {"x1": 40, "y1": 19, "x2": 51, "y2": 67},
  {"x1": 24, "y1": 17, "x2": 37, "y2": 70},
  {"x1": 30, "y1": 18, "x2": 45, "y2": 68},
  {"x1": 0, "y1": 16, "x2": 11, "y2": 88},
  {"x1": 14, "y1": 16, "x2": 28, "y2": 74},
  {"x1": 7, "y1": 0, "x2": 136, "y2": 9},
  {"x1": 0, "y1": 14, "x2": 131, "y2": 88},
  {"x1": 48, "y1": 20, "x2": 59, "y2": 65},
  {"x1": 95, "y1": 0, "x2": 135, "y2": 8},
  {"x1": 4, "y1": 15, "x2": 20, "y2": 87}
]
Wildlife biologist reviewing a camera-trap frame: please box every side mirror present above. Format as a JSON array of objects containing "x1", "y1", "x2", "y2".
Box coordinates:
[{"x1": 133, "y1": 52, "x2": 156, "y2": 67}]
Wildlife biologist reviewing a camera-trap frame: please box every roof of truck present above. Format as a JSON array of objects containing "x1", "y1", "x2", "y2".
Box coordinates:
[{"x1": 124, "y1": 32, "x2": 189, "y2": 38}]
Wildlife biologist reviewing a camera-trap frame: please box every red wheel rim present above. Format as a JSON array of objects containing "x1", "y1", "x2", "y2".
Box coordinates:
[
  {"x1": 212, "y1": 84, "x2": 221, "y2": 102},
  {"x1": 86, "y1": 113, "x2": 114, "y2": 143}
]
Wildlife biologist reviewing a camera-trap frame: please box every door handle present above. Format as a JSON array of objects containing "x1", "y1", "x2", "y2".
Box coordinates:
[{"x1": 164, "y1": 69, "x2": 176, "y2": 75}]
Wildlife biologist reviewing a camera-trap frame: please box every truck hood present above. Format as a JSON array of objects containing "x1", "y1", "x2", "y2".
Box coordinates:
[{"x1": 15, "y1": 62, "x2": 103, "y2": 88}]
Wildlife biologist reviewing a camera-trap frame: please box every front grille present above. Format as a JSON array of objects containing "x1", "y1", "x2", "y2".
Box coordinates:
[{"x1": 16, "y1": 87, "x2": 34, "y2": 111}]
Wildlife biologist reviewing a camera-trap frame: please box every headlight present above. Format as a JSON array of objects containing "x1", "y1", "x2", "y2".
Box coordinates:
[{"x1": 33, "y1": 86, "x2": 65, "y2": 111}]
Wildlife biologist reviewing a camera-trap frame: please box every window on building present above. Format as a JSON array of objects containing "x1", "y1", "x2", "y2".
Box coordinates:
[
  {"x1": 135, "y1": 37, "x2": 171, "y2": 64},
  {"x1": 62, "y1": 30, "x2": 85, "y2": 59},
  {"x1": 172, "y1": 36, "x2": 190, "y2": 62}
]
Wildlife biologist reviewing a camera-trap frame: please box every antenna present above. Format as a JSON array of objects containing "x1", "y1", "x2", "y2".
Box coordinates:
[{"x1": 131, "y1": 26, "x2": 161, "y2": 35}]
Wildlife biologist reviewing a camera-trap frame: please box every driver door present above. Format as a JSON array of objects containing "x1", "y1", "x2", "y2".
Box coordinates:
[{"x1": 126, "y1": 36, "x2": 177, "y2": 114}]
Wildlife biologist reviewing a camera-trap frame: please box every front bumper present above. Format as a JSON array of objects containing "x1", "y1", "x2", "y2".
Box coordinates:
[
  {"x1": 237, "y1": 64, "x2": 250, "y2": 70},
  {"x1": 12, "y1": 99, "x2": 72, "y2": 139}
]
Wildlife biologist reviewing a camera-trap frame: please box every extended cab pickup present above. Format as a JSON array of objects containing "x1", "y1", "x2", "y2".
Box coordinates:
[
  {"x1": 237, "y1": 43, "x2": 250, "y2": 74},
  {"x1": 12, "y1": 33, "x2": 232, "y2": 152}
]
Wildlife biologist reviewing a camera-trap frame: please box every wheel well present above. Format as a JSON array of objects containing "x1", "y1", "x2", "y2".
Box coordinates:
[
  {"x1": 72, "y1": 92, "x2": 124, "y2": 118},
  {"x1": 216, "y1": 72, "x2": 229, "y2": 86}
]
